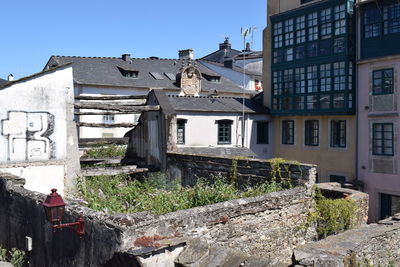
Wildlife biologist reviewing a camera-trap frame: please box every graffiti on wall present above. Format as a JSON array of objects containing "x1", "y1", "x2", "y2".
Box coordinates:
[{"x1": 1, "y1": 111, "x2": 55, "y2": 161}]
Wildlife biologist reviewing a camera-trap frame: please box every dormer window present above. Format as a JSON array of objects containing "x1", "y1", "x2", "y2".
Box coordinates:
[
  {"x1": 203, "y1": 73, "x2": 221, "y2": 83},
  {"x1": 124, "y1": 71, "x2": 138, "y2": 78},
  {"x1": 118, "y1": 66, "x2": 139, "y2": 79}
]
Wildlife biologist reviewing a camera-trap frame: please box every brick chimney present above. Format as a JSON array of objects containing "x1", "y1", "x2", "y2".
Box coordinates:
[
  {"x1": 7, "y1": 74, "x2": 14, "y2": 81},
  {"x1": 178, "y1": 49, "x2": 194, "y2": 60}
]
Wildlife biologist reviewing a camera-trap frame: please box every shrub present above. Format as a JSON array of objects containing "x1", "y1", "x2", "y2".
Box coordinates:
[
  {"x1": 77, "y1": 173, "x2": 286, "y2": 215},
  {"x1": 313, "y1": 187, "x2": 357, "y2": 239},
  {"x1": 0, "y1": 245, "x2": 25, "y2": 267},
  {"x1": 82, "y1": 143, "x2": 126, "y2": 158}
]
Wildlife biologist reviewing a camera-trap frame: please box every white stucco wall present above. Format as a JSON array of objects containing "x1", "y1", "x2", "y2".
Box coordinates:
[
  {"x1": 176, "y1": 112, "x2": 272, "y2": 159},
  {"x1": 0, "y1": 163, "x2": 65, "y2": 196},
  {"x1": 0, "y1": 66, "x2": 77, "y2": 195}
]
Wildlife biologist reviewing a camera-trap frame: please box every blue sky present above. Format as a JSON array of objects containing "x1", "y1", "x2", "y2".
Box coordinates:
[{"x1": 0, "y1": 0, "x2": 266, "y2": 80}]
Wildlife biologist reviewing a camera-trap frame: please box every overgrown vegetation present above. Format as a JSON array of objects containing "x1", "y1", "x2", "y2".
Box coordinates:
[
  {"x1": 82, "y1": 143, "x2": 126, "y2": 158},
  {"x1": 0, "y1": 245, "x2": 26, "y2": 267},
  {"x1": 77, "y1": 173, "x2": 287, "y2": 215},
  {"x1": 309, "y1": 187, "x2": 357, "y2": 239}
]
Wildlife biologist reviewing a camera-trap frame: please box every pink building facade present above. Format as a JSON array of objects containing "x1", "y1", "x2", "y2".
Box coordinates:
[{"x1": 357, "y1": 0, "x2": 400, "y2": 222}]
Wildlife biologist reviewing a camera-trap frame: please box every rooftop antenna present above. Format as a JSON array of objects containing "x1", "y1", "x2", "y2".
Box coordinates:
[
  {"x1": 240, "y1": 27, "x2": 251, "y2": 148},
  {"x1": 250, "y1": 26, "x2": 257, "y2": 51}
]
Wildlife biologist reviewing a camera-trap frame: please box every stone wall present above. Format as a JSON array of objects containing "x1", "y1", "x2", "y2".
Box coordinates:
[
  {"x1": 0, "y1": 160, "x2": 317, "y2": 266},
  {"x1": 167, "y1": 152, "x2": 313, "y2": 188},
  {"x1": 293, "y1": 215, "x2": 400, "y2": 266},
  {"x1": 0, "y1": 173, "x2": 124, "y2": 267}
]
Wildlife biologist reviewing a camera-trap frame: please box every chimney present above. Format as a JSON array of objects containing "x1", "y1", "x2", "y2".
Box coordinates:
[
  {"x1": 178, "y1": 49, "x2": 194, "y2": 60},
  {"x1": 219, "y1": 37, "x2": 231, "y2": 50},
  {"x1": 7, "y1": 74, "x2": 14, "y2": 81},
  {"x1": 122, "y1": 54, "x2": 131, "y2": 62},
  {"x1": 243, "y1": 42, "x2": 252, "y2": 52},
  {"x1": 223, "y1": 57, "x2": 233, "y2": 68}
]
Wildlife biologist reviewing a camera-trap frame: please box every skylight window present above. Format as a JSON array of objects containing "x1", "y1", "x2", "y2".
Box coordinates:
[
  {"x1": 164, "y1": 73, "x2": 176, "y2": 81},
  {"x1": 150, "y1": 72, "x2": 164, "y2": 80}
]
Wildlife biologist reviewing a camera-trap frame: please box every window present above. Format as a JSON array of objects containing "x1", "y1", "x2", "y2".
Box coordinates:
[
  {"x1": 273, "y1": 22, "x2": 283, "y2": 48},
  {"x1": 305, "y1": 120, "x2": 319, "y2": 146},
  {"x1": 284, "y1": 48, "x2": 294, "y2": 61},
  {"x1": 334, "y1": 4, "x2": 346, "y2": 35},
  {"x1": 320, "y1": 94, "x2": 331, "y2": 109},
  {"x1": 257, "y1": 121, "x2": 269, "y2": 144},
  {"x1": 295, "y1": 45, "x2": 306, "y2": 60},
  {"x1": 103, "y1": 114, "x2": 115, "y2": 124},
  {"x1": 307, "y1": 42, "x2": 318, "y2": 57},
  {"x1": 308, "y1": 12, "x2": 318, "y2": 41},
  {"x1": 373, "y1": 69, "x2": 394, "y2": 95},
  {"x1": 372, "y1": 123, "x2": 394, "y2": 156},
  {"x1": 177, "y1": 119, "x2": 186, "y2": 144},
  {"x1": 383, "y1": 3, "x2": 400, "y2": 35},
  {"x1": 273, "y1": 71, "x2": 283, "y2": 96},
  {"x1": 380, "y1": 193, "x2": 400, "y2": 220},
  {"x1": 307, "y1": 65, "x2": 318, "y2": 93},
  {"x1": 319, "y1": 39, "x2": 332, "y2": 56},
  {"x1": 333, "y1": 93, "x2": 345, "y2": 109},
  {"x1": 331, "y1": 120, "x2": 346, "y2": 147},
  {"x1": 273, "y1": 49, "x2": 283, "y2": 63},
  {"x1": 320, "y1": 8, "x2": 332, "y2": 39},
  {"x1": 334, "y1": 37, "x2": 345, "y2": 53},
  {"x1": 307, "y1": 95, "x2": 318, "y2": 110},
  {"x1": 296, "y1": 16, "x2": 306, "y2": 44},
  {"x1": 364, "y1": 8, "x2": 381, "y2": 38},
  {"x1": 333, "y1": 61, "x2": 346, "y2": 91},
  {"x1": 217, "y1": 120, "x2": 232, "y2": 144},
  {"x1": 284, "y1": 19, "x2": 294, "y2": 46},
  {"x1": 283, "y1": 69, "x2": 294, "y2": 94},
  {"x1": 320, "y1": 64, "x2": 331, "y2": 92},
  {"x1": 282, "y1": 120, "x2": 294, "y2": 145},
  {"x1": 295, "y1": 67, "x2": 305, "y2": 94}
]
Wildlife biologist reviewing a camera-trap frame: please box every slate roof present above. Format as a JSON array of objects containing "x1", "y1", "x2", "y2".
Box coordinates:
[
  {"x1": 166, "y1": 95, "x2": 269, "y2": 114},
  {"x1": 44, "y1": 56, "x2": 252, "y2": 95},
  {"x1": 199, "y1": 60, "x2": 262, "y2": 77},
  {"x1": 0, "y1": 78, "x2": 8, "y2": 86},
  {"x1": 175, "y1": 147, "x2": 258, "y2": 158},
  {"x1": 200, "y1": 48, "x2": 241, "y2": 64}
]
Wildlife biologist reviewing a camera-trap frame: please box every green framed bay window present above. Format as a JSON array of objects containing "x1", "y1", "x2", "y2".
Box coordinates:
[
  {"x1": 305, "y1": 120, "x2": 319, "y2": 146},
  {"x1": 217, "y1": 119, "x2": 233, "y2": 144},
  {"x1": 372, "y1": 123, "x2": 394, "y2": 156},
  {"x1": 282, "y1": 120, "x2": 295, "y2": 145},
  {"x1": 271, "y1": 62, "x2": 354, "y2": 114},
  {"x1": 373, "y1": 69, "x2": 394, "y2": 95}
]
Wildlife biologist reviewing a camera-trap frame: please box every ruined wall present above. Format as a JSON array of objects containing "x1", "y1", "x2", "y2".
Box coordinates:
[
  {"x1": 0, "y1": 66, "x2": 80, "y2": 195},
  {"x1": 294, "y1": 215, "x2": 400, "y2": 266},
  {"x1": 0, "y1": 173, "x2": 124, "y2": 267},
  {"x1": 167, "y1": 152, "x2": 313, "y2": 187},
  {"x1": 0, "y1": 159, "x2": 317, "y2": 266}
]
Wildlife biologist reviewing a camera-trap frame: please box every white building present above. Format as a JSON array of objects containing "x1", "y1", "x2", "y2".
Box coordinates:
[
  {"x1": 0, "y1": 65, "x2": 79, "y2": 195},
  {"x1": 125, "y1": 90, "x2": 272, "y2": 170},
  {"x1": 44, "y1": 53, "x2": 255, "y2": 140}
]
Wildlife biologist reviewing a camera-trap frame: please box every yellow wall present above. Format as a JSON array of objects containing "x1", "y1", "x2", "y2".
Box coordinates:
[
  {"x1": 272, "y1": 115, "x2": 356, "y2": 182},
  {"x1": 263, "y1": 0, "x2": 356, "y2": 183}
]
